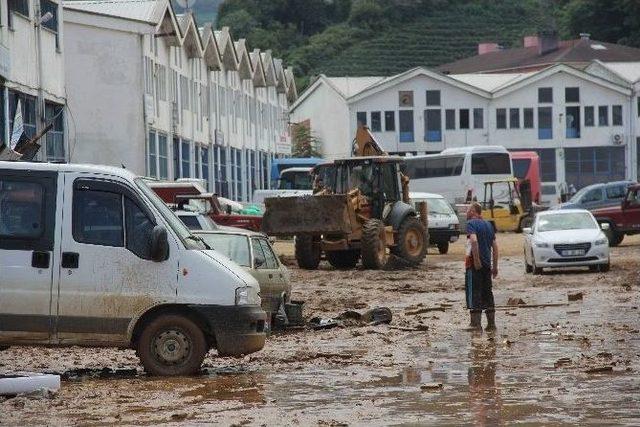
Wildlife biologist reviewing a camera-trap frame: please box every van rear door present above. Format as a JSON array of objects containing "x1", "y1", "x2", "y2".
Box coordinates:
[
  {"x1": 0, "y1": 170, "x2": 58, "y2": 343},
  {"x1": 54, "y1": 173, "x2": 178, "y2": 346}
]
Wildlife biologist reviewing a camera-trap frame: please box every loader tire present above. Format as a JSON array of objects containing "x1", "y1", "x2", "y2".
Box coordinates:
[
  {"x1": 295, "y1": 235, "x2": 321, "y2": 270},
  {"x1": 392, "y1": 216, "x2": 427, "y2": 266},
  {"x1": 326, "y1": 249, "x2": 360, "y2": 269},
  {"x1": 361, "y1": 219, "x2": 389, "y2": 270}
]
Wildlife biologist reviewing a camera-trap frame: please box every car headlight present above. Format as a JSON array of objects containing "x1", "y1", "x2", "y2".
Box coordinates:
[
  {"x1": 535, "y1": 241, "x2": 550, "y2": 248},
  {"x1": 595, "y1": 238, "x2": 608, "y2": 246},
  {"x1": 449, "y1": 223, "x2": 459, "y2": 230},
  {"x1": 235, "y1": 286, "x2": 260, "y2": 306}
]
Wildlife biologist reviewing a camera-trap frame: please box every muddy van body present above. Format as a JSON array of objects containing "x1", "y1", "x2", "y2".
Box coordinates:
[{"x1": 0, "y1": 161, "x2": 266, "y2": 376}]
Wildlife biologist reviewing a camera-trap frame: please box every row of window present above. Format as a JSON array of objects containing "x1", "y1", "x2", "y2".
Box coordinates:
[{"x1": 7, "y1": 0, "x2": 60, "y2": 47}]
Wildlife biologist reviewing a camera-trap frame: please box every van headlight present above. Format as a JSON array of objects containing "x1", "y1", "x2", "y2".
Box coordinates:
[
  {"x1": 235, "y1": 286, "x2": 260, "y2": 306},
  {"x1": 595, "y1": 238, "x2": 608, "y2": 246}
]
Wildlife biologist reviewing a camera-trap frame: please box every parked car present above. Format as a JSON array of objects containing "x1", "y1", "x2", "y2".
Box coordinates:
[
  {"x1": 410, "y1": 192, "x2": 460, "y2": 254},
  {"x1": 592, "y1": 183, "x2": 640, "y2": 246},
  {"x1": 523, "y1": 209, "x2": 610, "y2": 274},
  {"x1": 554, "y1": 181, "x2": 635, "y2": 211},
  {"x1": 194, "y1": 230, "x2": 292, "y2": 329},
  {"x1": 0, "y1": 161, "x2": 266, "y2": 376},
  {"x1": 174, "y1": 210, "x2": 218, "y2": 231}
]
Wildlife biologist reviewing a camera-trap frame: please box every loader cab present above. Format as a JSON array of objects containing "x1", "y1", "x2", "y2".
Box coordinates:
[{"x1": 333, "y1": 157, "x2": 403, "y2": 219}]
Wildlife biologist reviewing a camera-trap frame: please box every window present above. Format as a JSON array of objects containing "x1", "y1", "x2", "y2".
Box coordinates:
[
  {"x1": 148, "y1": 131, "x2": 157, "y2": 178},
  {"x1": 356, "y1": 111, "x2": 367, "y2": 127},
  {"x1": 399, "y1": 91, "x2": 414, "y2": 107},
  {"x1": 399, "y1": 110, "x2": 414, "y2": 142},
  {"x1": 445, "y1": 109, "x2": 455, "y2": 130},
  {"x1": 537, "y1": 148, "x2": 557, "y2": 182},
  {"x1": 511, "y1": 159, "x2": 531, "y2": 179},
  {"x1": 384, "y1": 111, "x2": 395, "y2": 131},
  {"x1": 606, "y1": 184, "x2": 627, "y2": 200},
  {"x1": 371, "y1": 111, "x2": 381, "y2": 132},
  {"x1": 426, "y1": 90, "x2": 440, "y2": 106},
  {"x1": 8, "y1": 0, "x2": 29, "y2": 28},
  {"x1": 424, "y1": 109, "x2": 442, "y2": 142},
  {"x1": 8, "y1": 91, "x2": 37, "y2": 139},
  {"x1": 538, "y1": 87, "x2": 553, "y2": 103},
  {"x1": 404, "y1": 155, "x2": 464, "y2": 179},
  {"x1": 523, "y1": 108, "x2": 534, "y2": 128},
  {"x1": 538, "y1": 107, "x2": 552, "y2": 139},
  {"x1": 125, "y1": 198, "x2": 154, "y2": 260},
  {"x1": 158, "y1": 133, "x2": 168, "y2": 179},
  {"x1": 566, "y1": 106, "x2": 580, "y2": 138},
  {"x1": 509, "y1": 108, "x2": 520, "y2": 129},
  {"x1": 45, "y1": 103, "x2": 64, "y2": 162},
  {"x1": 179, "y1": 215, "x2": 201, "y2": 230},
  {"x1": 144, "y1": 57, "x2": 154, "y2": 95},
  {"x1": 180, "y1": 75, "x2": 190, "y2": 111},
  {"x1": 41, "y1": 0, "x2": 59, "y2": 48},
  {"x1": 73, "y1": 190, "x2": 124, "y2": 247},
  {"x1": 565, "y1": 87, "x2": 580, "y2": 103},
  {"x1": 564, "y1": 146, "x2": 625, "y2": 189},
  {"x1": 173, "y1": 138, "x2": 180, "y2": 179},
  {"x1": 612, "y1": 105, "x2": 623, "y2": 126},
  {"x1": 459, "y1": 109, "x2": 469, "y2": 130},
  {"x1": 201, "y1": 147, "x2": 209, "y2": 188},
  {"x1": 181, "y1": 140, "x2": 191, "y2": 178},
  {"x1": 471, "y1": 153, "x2": 511, "y2": 175},
  {"x1": 584, "y1": 106, "x2": 594, "y2": 127},
  {"x1": 496, "y1": 108, "x2": 506, "y2": 129},
  {"x1": 582, "y1": 188, "x2": 603, "y2": 203},
  {"x1": 473, "y1": 108, "x2": 483, "y2": 129},
  {"x1": 598, "y1": 106, "x2": 608, "y2": 126},
  {"x1": 156, "y1": 64, "x2": 167, "y2": 102},
  {"x1": 259, "y1": 239, "x2": 279, "y2": 269},
  {"x1": 0, "y1": 180, "x2": 44, "y2": 239}
]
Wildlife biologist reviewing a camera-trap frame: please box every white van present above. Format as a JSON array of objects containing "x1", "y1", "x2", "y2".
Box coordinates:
[
  {"x1": 0, "y1": 161, "x2": 266, "y2": 376},
  {"x1": 410, "y1": 192, "x2": 460, "y2": 254}
]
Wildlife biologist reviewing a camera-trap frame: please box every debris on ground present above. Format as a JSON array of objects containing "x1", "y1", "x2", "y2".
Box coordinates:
[
  {"x1": 584, "y1": 366, "x2": 614, "y2": 374},
  {"x1": 568, "y1": 292, "x2": 584, "y2": 301},
  {"x1": 420, "y1": 383, "x2": 443, "y2": 392},
  {"x1": 507, "y1": 297, "x2": 527, "y2": 306}
]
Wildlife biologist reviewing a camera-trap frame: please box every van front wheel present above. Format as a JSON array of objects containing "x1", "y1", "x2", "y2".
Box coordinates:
[{"x1": 138, "y1": 314, "x2": 207, "y2": 376}]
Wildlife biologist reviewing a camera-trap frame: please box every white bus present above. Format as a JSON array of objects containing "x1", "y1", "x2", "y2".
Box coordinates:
[{"x1": 402, "y1": 146, "x2": 513, "y2": 204}]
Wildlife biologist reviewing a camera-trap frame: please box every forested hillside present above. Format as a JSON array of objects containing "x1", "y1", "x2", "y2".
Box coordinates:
[{"x1": 212, "y1": 0, "x2": 640, "y2": 89}]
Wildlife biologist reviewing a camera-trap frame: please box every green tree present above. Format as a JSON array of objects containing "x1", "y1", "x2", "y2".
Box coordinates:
[
  {"x1": 292, "y1": 125, "x2": 322, "y2": 158},
  {"x1": 217, "y1": 8, "x2": 256, "y2": 38}
]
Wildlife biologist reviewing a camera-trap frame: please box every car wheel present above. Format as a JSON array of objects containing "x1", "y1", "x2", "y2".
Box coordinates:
[
  {"x1": 0, "y1": 346, "x2": 9, "y2": 351},
  {"x1": 524, "y1": 250, "x2": 533, "y2": 273},
  {"x1": 137, "y1": 314, "x2": 207, "y2": 376},
  {"x1": 532, "y1": 259, "x2": 543, "y2": 275},
  {"x1": 599, "y1": 262, "x2": 610, "y2": 273},
  {"x1": 437, "y1": 242, "x2": 449, "y2": 254}
]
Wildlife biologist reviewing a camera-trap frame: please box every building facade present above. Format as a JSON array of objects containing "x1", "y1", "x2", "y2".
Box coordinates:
[
  {"x1": 291, "y1": 63, "x2": 640, "y2": 194},
  {"x1": 0, "y1": 0, "x2": 66, "y2": 161},
  {"x1": 63, "y1": 0, "x2": 297, "y2": 202}
]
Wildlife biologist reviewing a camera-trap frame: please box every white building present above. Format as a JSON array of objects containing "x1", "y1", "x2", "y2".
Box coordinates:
[
  {"x1": 291, "y1": 63, "x2": 640, "y2": 191},
  {"x1": 63, "y1": 0, "x2": 297, "y2": 202},
  {"x1": 1, "y1": 0, "x2": 66, "y2": 161}
]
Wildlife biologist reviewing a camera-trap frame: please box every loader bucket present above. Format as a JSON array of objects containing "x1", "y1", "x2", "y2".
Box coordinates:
[{"x1": 261, "y1": 194, "x2": 353, "y2": 236}]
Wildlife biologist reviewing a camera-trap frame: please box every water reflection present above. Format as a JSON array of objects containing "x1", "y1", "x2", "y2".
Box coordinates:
[{"x1": 468, "y1": 337, "x2": 503, "y2": 426}]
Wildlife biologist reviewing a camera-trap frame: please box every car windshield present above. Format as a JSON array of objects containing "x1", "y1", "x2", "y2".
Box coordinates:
[
  {"x1": 537, "y1": 212, "x2": 598, "y2": 232},
  {"x1": 196, "y1": 233, "x2": 251, "y2": 267},
  {"x1": 278, "y1": 170, "x2": 312, "y2": 190},
  {"x1": 418, "y1": 198, "x2": 453, "y2": 215},
  {"x1": 136, "y1": 179, "x2": 206, "y2": 250}
]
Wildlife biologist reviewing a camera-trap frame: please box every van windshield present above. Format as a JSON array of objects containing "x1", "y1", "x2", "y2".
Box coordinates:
[
  {"x1": 136, "y1": 178, "x2": 206, "y2": 250},
  {"x1": 426, "y1": 198, "x2": 455, "y2": 215}
]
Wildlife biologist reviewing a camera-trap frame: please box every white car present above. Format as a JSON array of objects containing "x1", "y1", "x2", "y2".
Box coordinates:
[
  {"x1": 410, "y1": 192, "x2": 460, "y2": 254},
  {"x1": 523, "y1": 209, "x2": 610, "y2": 274}
]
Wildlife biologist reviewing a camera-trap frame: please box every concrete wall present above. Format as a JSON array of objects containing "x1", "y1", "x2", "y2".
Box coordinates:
[{"x1": 64, "y1": 21, "x2": 146, "y2": 173}]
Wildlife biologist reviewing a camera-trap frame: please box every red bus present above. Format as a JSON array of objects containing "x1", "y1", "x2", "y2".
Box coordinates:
[{"x1": 511, "y1": 151, "x2": 541, "y2": 204}]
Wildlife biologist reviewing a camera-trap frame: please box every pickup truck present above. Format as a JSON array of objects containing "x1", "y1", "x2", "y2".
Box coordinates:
[
  {"x1": 592, "y1": 183, "x2": 640, "y2": 246},
  {"x1": 252, "y1": 167, "x2": 313, "y2": 204}
]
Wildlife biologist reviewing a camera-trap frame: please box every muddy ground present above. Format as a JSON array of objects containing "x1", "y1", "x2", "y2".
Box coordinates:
[{"x1": 1, "y1": 233, "x2": 639, "y2": 425}]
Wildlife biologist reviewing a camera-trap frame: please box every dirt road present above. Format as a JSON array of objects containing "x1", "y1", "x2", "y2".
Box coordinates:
[{"x1": 2, "y1": 234, "x2": 639, "y2": 425}]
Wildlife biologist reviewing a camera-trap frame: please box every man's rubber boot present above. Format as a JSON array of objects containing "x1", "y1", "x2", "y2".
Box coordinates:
[
  {"x1": 485, "y1": 310, "x2": 496, "y2": 331},
  {"x1": 468, "y1": 311, "x2": 482, "y2": 331}
]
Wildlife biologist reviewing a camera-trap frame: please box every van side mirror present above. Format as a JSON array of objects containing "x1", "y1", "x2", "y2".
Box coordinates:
[
  {"x1": 600, "y1": 223, "x2": 610, "y2": 231},
  {"x1": 522, "y1": 227, "x2": 532, "y2": 235},
  {"x1": 150, "y1": 225, "x2": 170, "y2": 262}
]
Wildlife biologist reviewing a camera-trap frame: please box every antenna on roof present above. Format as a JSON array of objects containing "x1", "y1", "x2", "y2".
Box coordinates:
[{"x1": 176, "y1": 0, "x2": 197, "y2": 13}]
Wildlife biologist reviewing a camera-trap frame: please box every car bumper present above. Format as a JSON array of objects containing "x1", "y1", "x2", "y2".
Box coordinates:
[
  {"x1": 189, "y1": 304, "x2": 267, "y2": 357},
  {"x1": 429, "y1": 228, "x2": 460, "y2": 244},
  {"x1": 532, "y1": 245, "x2": 609, "y2": 268}
]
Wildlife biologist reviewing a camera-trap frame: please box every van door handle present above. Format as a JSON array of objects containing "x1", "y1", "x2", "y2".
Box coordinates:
[
  {"x1": 62, "y1": 252, "x2": 80, "y2": 269},
  {"x1": 32, "y1": 251, "x2": 50, "y2": 269}
]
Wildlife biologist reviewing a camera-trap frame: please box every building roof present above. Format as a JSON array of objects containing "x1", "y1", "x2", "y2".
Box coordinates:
[
  {"x1": 64, "y1": 0, "x2": 167, "y2": 24},
  {"x1": 591, "y1": 61, "x2": 640, "y2": 83},
  {"x1": 438, "y1": 38, "x2": 640, "y2": 74},
  {"x1": 323, "y1": 76, "x2": 386, "y2": 98},
  {"x1": 448, "y1": 73, "x2": 533, "y2": 92}
]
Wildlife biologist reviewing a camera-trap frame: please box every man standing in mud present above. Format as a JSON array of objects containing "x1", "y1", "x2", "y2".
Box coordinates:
[{"x1": 465, "y1": 202, "x2": 498, "y2": 331}]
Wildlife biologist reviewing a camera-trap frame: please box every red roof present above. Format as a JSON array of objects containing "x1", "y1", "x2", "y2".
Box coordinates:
[{"x1": 438, "y1": 38, "x2": 640, "y2": 74}]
